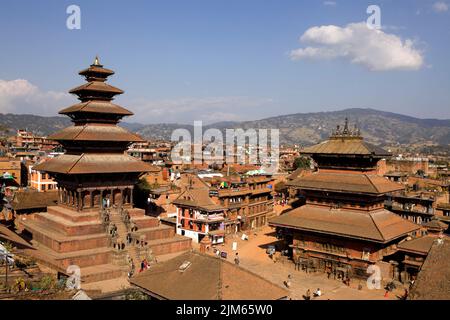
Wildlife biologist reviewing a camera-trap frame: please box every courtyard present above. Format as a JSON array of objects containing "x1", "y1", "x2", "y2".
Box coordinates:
[{"x1": 201, "y1": 225, "x2": 408, "y2": 300}]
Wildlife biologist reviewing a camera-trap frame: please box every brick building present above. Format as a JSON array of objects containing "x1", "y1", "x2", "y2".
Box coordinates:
[
  {"x1": 28, "y1": 158, "x2": 58, "y2": 192},
  {"x1": 0, "y1": 157, "x2": 24, "y2": 186}
]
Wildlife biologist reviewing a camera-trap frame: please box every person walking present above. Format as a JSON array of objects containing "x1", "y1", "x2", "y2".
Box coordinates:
[{"x1": 234, "y1": 253, "x2": 240, "y2": 265}]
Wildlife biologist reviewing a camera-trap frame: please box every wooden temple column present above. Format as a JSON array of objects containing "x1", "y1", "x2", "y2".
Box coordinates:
[
  {"x1": 119, "y1": 188, "x2": 125, "y2": 208},
  {"x1": 89, "y1": 190, "x2": 93, "y2": 208},
  {"x1": 130, "y1": 186, "x2": 134, "y2": 206},
  {"x1": 77, "y1": 191, "x2": 81, "y2": 212},
  {"x1": 59, "y1": 188, "x2": 63, "y2": 204}
]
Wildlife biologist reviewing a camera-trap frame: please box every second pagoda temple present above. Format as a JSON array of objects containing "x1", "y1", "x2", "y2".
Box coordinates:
[{"x1": 269, "y1": 120, "x2": 420, "y2": 279}]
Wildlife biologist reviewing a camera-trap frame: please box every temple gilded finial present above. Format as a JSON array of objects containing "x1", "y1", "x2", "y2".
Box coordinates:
[
  {"x1": 343, "y1": 117, "x2": 349, "y2": 134},
  {"x1": 93, "y1": 55, "x2": 101, "y2": 66}
]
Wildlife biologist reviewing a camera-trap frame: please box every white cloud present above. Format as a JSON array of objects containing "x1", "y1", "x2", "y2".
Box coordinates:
[
  {"x1": 432, "y1": 2, "x2": 448, "y2": 12},
  {"x1": 289, "y1": 22, "x2": 424, "y2": 71},
  {"x1": 130, "y1": 96, "x2": 275, "y2": 124},
  {"x1": 0, "y1": 79, "x2": 71, "y2": 115},
  {"x1": 323, "y1": 1, "x2": 337, "y2": 6},
  {"x1": 0, "y1": 79, "x2": 275, "y2": 124}
]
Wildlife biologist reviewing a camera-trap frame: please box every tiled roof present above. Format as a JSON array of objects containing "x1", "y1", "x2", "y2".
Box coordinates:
[
  {"x1": 287, "y1": 168, "x2": 310, "y2": 181},
  {"x1": 421, "y1": 219, "x2": 448, "y2": 231},
  {"x1": 69, "y1": 81, "x2": 124, "y2": 95},
  {"x1": 49, "y1": 124, "x2": 144, "y2": 142},
  {"x1": 131, "y1": 251, "x2": 289, "y2": 300},
  {"x1": 269, "y1": 204, "x2": 419, "y2": 243},
  {"x1": 78, "y1": 65, "x2": 114, "y2": 77},
  {"x1": 59, "y1": 101, "x2": 133, "y2": 116},
  {"x1": 11, "y1": 190, "x2": 58, "y2": 211},
  {"x1": 33, "y1": 153, "x2": 158, "y2": 174},
  {"x1": 287, "y1": 171, "x2": 404, "y2": 195},
  {"x1": 302, "y1": 137, "x2": 390, "y2": 156},
  {"x1": 410, "y1": 238, "x2": 450, "y2": 300},
  {"x1": 173, "y1": 188, "x2": 224, "y2": 212},
  {"x1": 397, "y1": 236, "x2": 435, "y2": 255}
]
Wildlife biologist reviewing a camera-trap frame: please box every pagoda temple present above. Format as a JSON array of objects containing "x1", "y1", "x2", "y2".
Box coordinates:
[
  {"x1": 33, "y1": 56, "x2": 152, "y2": 209},
  {"x1": 269, "y1": 119, "x2": 420, "y2": 279},
  {"x1": 18, "y1": 58, "x2": 191, "y2": 285}
]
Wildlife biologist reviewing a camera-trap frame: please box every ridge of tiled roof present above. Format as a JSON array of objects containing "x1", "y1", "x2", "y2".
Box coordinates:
[
  {"x1": 269, "y1": 204, "x2": 419, "y2": 243},
  {"x1": 287, "y1": 171, "x2": 404, "y2": 195},
  {"x1": 48, "y1": 124, "x2": 144, "y2": 142},
  {"x1": 59, "y1": 101, "x2": 133, "y2": 115},
  {"x1": 32, "y1": 153, "x2": 158, "y2": 174},
  {"x1": 69, "y1": 81, "x2": 124, "y2": 95}
]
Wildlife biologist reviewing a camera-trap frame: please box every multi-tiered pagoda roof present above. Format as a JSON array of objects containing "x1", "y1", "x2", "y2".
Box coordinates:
[
  {"x1": 34, "y1": 57, "x2": 154, "y2": 175},
  {"x1": 271, "y1": 119, "x2": 419, "y2": 244}
]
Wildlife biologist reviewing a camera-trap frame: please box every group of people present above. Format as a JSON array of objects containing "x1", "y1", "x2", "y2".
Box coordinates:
[
  {"x1": 139, "y1": 258, "x2": 150, "y2": 272},
  {"x1": 276, "y1": 198, "x2": 289, "y2": 206},
  {"x1": 303, "y1": 288, "x2": 322, "y2": 300},
  {"x1": 127, "y1": 257, "x2": 151, "y2": 278}
]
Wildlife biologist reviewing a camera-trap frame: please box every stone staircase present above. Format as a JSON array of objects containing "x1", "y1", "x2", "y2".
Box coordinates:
[{"x1": 18, "y1": 205, "x2": 192, "y2": 284}]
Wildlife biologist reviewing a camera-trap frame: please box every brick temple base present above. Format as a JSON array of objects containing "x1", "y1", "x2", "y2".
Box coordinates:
[{"x1": 17, "y1": 206, "x2": 192, "y2": 284}]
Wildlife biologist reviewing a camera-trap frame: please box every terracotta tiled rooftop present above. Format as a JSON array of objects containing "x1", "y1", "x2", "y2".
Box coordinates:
[
  {"x1": 287, "y1": 171, "x2": 404, "y2": 195},
  {"x1": 59, "y1": 101, "x2": 133, "y2": 116},
  {"x1": 33, "y1": 153, "x2": 158, "y2": 174},
  {"x1": 173, "y1": 188, "x2": 224, "y2": 212},
  {"x1": 11, "y1": 190, "x2": 58, "y2": 211},
  {"x1": 302, "y1": 119, "x2": 391, "y2": 157},
  {"x1": 410, "y1": 237, "x2": 450, "y2": 300},
  {"x1": 302, "y1": 138, "x2": 390, "y2": 156},
  {"x1": 49, "y1": 124, "x2": 144, "y2": 142},
  {"x1": 69, "y1": 81, "x2": 124, "y2": 95},
  {"x1": 131, "y1": 251, "x2": 289, "y2": 300},
  {"x1": 397, "y1": 236, "x2": 435, "y2": 255},
  {"x1": 269, "y1": 204, "x2": 419, "y2": 243}
]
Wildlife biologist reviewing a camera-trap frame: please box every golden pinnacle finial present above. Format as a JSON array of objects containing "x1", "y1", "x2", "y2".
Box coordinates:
[{"x1": 93, "y1": 55, "x2": 101, "y2": 66}]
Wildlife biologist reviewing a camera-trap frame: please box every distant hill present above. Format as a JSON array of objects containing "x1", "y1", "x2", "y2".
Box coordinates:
[
  {"x1": 230, "y1": 108, "x2": 450, "y2": 146},
  {"x1": 0, "y1": 114, "x2": 71, "y2": 137},
  {"x1": 1, "y1": 108, "x2": 449, "y2": 146}
]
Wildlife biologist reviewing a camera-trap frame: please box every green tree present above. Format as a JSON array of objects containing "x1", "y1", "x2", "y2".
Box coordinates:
[
  {"x1": 293, "y1": 157, "x2": 311, "y2": 170},
  {"x1": 134, "y1": 178, "x2": 152, "y2": 209}
]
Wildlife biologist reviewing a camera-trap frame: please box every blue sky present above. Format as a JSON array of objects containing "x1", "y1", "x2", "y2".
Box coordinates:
[{"x1": 0, "y1": 0, "x2": 449, "y2": 124}]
